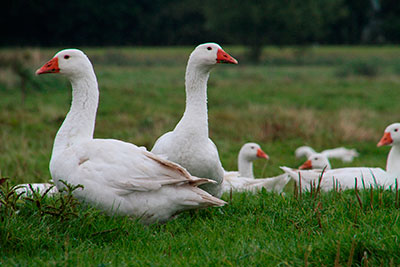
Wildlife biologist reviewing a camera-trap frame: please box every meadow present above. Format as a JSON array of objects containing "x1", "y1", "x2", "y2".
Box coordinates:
[{"x1": 0, "y1": 46, "x2": 400, "y2": 265}]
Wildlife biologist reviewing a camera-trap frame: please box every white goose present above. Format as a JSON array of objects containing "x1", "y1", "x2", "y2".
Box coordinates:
[
  {"x1": 151, "y1": 43, "x2": 238, "y2": 197},
  {"x1": 298, "y1": 153, "x2": 332, "y2": 170},
  {"x1": 295, "y1": 146, "x2": 359, "y2": 163},
  {"x1": 35, "y1": 49, "x2": 225, "y2": 224},
  {"x1": 282, "y1": 124, "x2": 400, "y2": 191},
  {"x1": 222, "y1": 143, "x2": 290, "y2": 193},
  {"x1": 377, "y1": 122, "x2": 400, "y2": 174}
]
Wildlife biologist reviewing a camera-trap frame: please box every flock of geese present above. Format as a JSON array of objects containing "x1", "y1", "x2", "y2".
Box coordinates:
[{"x1": 12, "y1": 43, "x2": 400, "y2": 224}]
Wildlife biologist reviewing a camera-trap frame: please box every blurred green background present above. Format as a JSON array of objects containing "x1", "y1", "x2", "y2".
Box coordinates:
[
  {"x1": 2, "y1": 0, "x2": 399, "y2": 62},
  {"x1": 1, "y1": 0, "x2": 399, "y2": 181},
  {"x1": 0, "y1": 46, "x2": 398, "y2": 183}
]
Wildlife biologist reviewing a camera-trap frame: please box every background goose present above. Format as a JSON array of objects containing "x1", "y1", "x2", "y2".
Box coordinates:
[
  {"x1": 298, "y1": 153, "x2": 332, "y2": 170},
  {"x1": 377, "y1": 122, "x2": 400, "y2": 174},
  {"x1": 35, "y1": 49, "x2": 225, "y2": 224},
  {"x1": 151, "y1": 43, "x2": 238, "y2": 197},
  {"x1": 282, "y1": 123, "x2": 400, "y2": 191},
  {"x1": 222, "y1": 143, "x2": 290, "y2": 193},
  {"x1": 295, "y1": 145, "x2": 359, "y2": 163}
]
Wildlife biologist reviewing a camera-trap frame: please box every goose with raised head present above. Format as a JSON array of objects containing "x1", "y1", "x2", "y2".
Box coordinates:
[
  {"x1": 282, "y1": 124, "x2": 400, "y2": 192},
  {"x1": 227, "y1": 142, "x2": 270, "y2": 179},
  {"x1": 295, "y1": 146, "x2": 359, "y2": 163},
  {"x1": 222, "y1": 143, "x2": 290, "y2": 193},
  {"x1": 377, "y1": 122, "x2": 400, "y2": 174},
  {"x1": 36, "y1": 49, "x2": 225, "y2": 224},
  {"x1": 151, "y1": 43, "x2": 238, "y2": 197}
]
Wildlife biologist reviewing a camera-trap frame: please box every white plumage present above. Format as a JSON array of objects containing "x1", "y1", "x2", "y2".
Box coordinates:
[
  {"x1": 222, "y1": 143, "x2": 290, "y2": 193},
  {"x1": 298, "y1": 153, "x2": 332, "y2": 170},
  {"x1": 151, "y1": 43, "x2": 238, "y2": 197},
  {"x1": 282, "y1": 123, "x2": 400, "y2": 191},
  {"x1": 36, "y1": 49, "x2": 225, "y2": 224},
  {"x1": 295, "y1": 146, "x2": 359, "y2": 163},
  {"x1": 14, "y1": 182, "x2": 58, "y2": 196}
]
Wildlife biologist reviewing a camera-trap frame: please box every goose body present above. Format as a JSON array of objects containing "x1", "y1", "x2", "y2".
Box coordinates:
[
  {"x1": 222, "y1": 173, "x2": 290, "y2": 193},
  {"x1": 151, "y1": 43, "x2": 238, "y2": 197},
  {"x1": 295, "y1": 146, "x2": 359, "y2": 163},
  {"x1": 283, "y1": 123, "x2": 400, "y2": 191},
  {"x1": 222, "y1": 143, "x2": 290, "y2": 193},
  {"x1": 281, "y1": 166, "x2": 394, "y2": 191},
  {"x1": 36, "y1": 49, "x2": 225, "y2": 224}
]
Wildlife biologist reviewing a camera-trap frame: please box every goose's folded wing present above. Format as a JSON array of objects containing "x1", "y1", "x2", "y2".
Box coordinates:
[{"x1": 74, "y1": 139, "x2": 214, "y2": 195}]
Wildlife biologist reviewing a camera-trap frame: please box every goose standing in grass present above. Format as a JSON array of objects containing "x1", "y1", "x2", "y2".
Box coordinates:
[
  {"x1": 35, "y1": 49, "x2": 225, "y2": 224},
  {"x1": 295, "y1": 145, "x2": 359, "y2": 163},
  {"x1": 282, "y1": 124, "x2": 400, "y2": 191},
  {"x1": 151, "y1": 43, "x2": 238, "y2": 197},
  {"x1": 222, "y1": 143, "x2": 290, "y2": 193}
]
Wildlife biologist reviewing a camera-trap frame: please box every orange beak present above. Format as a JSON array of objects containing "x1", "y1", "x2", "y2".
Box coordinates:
[
  {"x1": 299, "y1": 160, "x2": 312, "y2": 170},
  {"x1": 377, "y1": 132, "x2": 393, "y2": 147},
  {"x1": 256, "y1": 148, "x2": 269, "y2": 160},
  {"x1": 36, "y1": 57, "x2": 60, "y2": 75},
  {"x1": 216, "y1": 48, "x2": 238, "y2": 64}
]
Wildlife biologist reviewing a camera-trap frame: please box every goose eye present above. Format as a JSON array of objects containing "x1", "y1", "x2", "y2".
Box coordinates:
[
  {"x1": 314, "y1": 158, "x2": 318, "y2": 160},
  {"x1": 250, "y1": 146, "x2": 255, "y2": 149},
  {"x1": 64, "y1": 55, "x2": 70, "y2": 59},
  {"x1": 207, "y1": 47, "x2": 212, "y2": 50},
  {"x1": 395, "y1": 129, "x2": 398, "y2": 132}
]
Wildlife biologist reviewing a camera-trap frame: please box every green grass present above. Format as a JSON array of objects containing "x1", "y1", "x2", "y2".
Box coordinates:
[
  {"x1": 1, "y1": 45, "x2": 400, "y2": 265},
  {"x1": 2, "y1": 186, "x2": 400, "y2": 265}
]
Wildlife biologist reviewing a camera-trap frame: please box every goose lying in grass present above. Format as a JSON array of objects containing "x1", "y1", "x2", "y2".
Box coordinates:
[
  {"x1": 222, "y1": 143, "x2": 290, "y2": 193},
  {"x1": 35, "y1": 49, "x2": 225, "y2": 224},
  {"x1": 151, "y1": 43, "x2": 238, "y2": 197},
  {"x1": 282, "y1": 123, "x2": 400, "y2": 191},
  {"x1": 298, "y1": 153, "x2": 332, "y2": 170},
  {"x1": 295, "y1": 145, "x2": 359, "y2": 163}
]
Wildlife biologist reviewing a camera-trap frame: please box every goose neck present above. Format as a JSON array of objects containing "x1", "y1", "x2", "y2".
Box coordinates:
[
  {"x1": 238, "y1": 156, "x2": 254, "y2": 178},
  {"x1": 174, "y1": 62, "x2": 211, "y2": 138},
  {"x1": 52, "y1": 71, "x2": 99, "y2": 155},
  {"x1": 387, "y1": 145, "x2": 400, "y2": 174}
]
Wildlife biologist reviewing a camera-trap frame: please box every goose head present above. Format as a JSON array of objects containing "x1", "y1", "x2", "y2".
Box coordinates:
[
  {"x1": 188, "y1": 43, "x2": 238, "y2": 69},
  {"x1": 299, "y1": 153, "x2": 331, "y2": 170},
  {"x1": 377, "y1": 123, "x2": 400, "y2": 147},
  {"x1": 36, "y1": 49, "x2": 93, "y2": 79},
  {"x1": 239, "y1": 143, "x2": 269, "y2": 162}
]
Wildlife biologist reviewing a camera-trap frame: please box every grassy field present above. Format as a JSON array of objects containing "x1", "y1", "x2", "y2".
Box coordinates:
[{"x1": 1, "y1": 45, "x2": 400, "y2": 265}]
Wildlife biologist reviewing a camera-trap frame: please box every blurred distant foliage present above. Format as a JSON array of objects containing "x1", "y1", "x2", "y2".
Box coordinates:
[
  {"x1": 204, "y1": 0, "x2": 339, "y2": 62},
  {"x1": 1, "y1": 0, "x2": 398, "y2": 61}
]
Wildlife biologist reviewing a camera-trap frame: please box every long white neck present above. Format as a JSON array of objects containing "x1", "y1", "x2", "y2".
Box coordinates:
[
  {"x1": 52, "y1": 70, "x2": 99, "y2": 156},
  {"x1": 387, "y1": 145, "x2": 400, "y2": 174},
  {"x1": 238, "y1": 156, "x2": 254, "y2": 178},
  {"x1": 173, "y1": 61, "x2": 211, "y2": 140}
]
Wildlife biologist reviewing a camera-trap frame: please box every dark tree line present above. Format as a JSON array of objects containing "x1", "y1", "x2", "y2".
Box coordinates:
[{"x1": 2, "y1": 0, "x2": 399, "y2": 59}]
